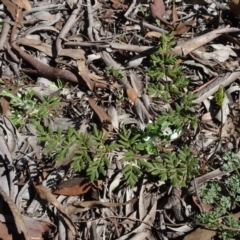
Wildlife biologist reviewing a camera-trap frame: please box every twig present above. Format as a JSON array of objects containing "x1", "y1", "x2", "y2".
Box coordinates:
[
  {"x1": 56, "y1": 2, "x2": 82, "y2": 54},
  {"x1": 194, "y1": 69, "x2": 240, "y2": 104},
  {"x1": 0, "y1": 17, "x2": 11, "y2": 50},
  {"x1": 124, "y1": 0, "x2": 136, "y2": 18},
  {"x1": 188, "y1": 168, "x2": 231, "y2": 195},
  {"x1": 64, "y1": 41, "x2": 152, "y2": 52},
  {"x1": 22, "y1": 25, "x2": 59, "y2": 37},
  {"x1": 126, "y1": 16, "x2": 168, "y2": 33},
  {"x1": 10, "y1": 23, "x2": 79, "y2": 83},
  {"x1": 23, "y1": 4, "x2": 65, "y2": 16},
  {"x1": 87, "y1": 0, "x2": 94, "y2": 41}
]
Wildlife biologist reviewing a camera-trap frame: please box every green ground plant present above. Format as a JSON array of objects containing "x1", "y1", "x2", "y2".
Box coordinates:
[
  {"x1": 1, "y1": 88, "x2": 59, "y2": 129},
  {"x1": 35, "y1": 122, "x2": 198, "y2": 187},
  {"x1": 196, "y1": 151, "x2": 240, "y2": 240},
  {"x1": 147, "y1": 33, "x2": 189, "y2": 101},
  {"x1": 4, "y1": 33, "x2": 199, "y2": 188},
  {"x1": 105, "y1": 66, "x2": 123, "y2": 79}
]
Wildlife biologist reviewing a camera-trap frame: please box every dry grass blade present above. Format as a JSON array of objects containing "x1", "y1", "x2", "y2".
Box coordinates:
[{"x1": 0, "y1": 186, "x2": 31, "y2": 240}]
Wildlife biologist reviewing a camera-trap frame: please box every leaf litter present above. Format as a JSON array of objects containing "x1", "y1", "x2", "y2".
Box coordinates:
[{"x1": 1, "y1": 0, "x2": 240, "y2": 239}]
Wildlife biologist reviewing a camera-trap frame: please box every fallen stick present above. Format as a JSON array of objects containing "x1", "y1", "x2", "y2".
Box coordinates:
[{"x1": 10, "y1": 16, "x2": 79, "y2": 83}]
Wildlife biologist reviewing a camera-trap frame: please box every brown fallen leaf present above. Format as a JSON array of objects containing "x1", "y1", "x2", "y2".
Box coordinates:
[
  {"x1": 1, "y1": 0, "x2": 23, "y2": 22},
  {"x1": 174, "y1": 20, "x2": 195, "y2": 36},
  {"x1": 53, "y1": 178, "x2": 102, "y2": 196},
  {"x1": 192, "y1": 195, "x2": 213, "y2": 212},
  {"x1": 145, "y1": 31, "x2": 162, "y2": 39},
  {"x1": 11, "y1": 0, "x2": 31, "y2": 10},
  {"x1": 77, "y1": 59, "x2": 94, "y2": 91},
  {"x1": 126, "y1": 88, "x2": 138, "y2": 105},
  {"x1": 88, "y1": 98, "x2": 113, "y2": 133},
  {"x1": 98, "y1": 10, "x2": 113, "y2": 19},
  {"x1": 35, "y1": 184, "x2": 76, "y2": 237},
  {"x1": 59, "y1": 48, "x2": 85, "y2": 60},
  {"x1": 0, "y1": 187, "x2": 31, "y2": 240},
  {"x1": 229, "y1": 0, "x2": 240, "y2": 14},
  {"x1": 110, "y1": 0, "x2": 128, "y2": 10},
  {"x1": 183, "y1": 228, "x2": 216, "y2": 240},
  {"x1": 149, "y1": 0, "x2": 173, "y2": 27},
  {"x1": 17, "y1": 38, "x2": 85, "y2": 60},
  {"x1": 0, "y1": 97, "x2": 11, "y2": 117},
  {"x1": 172, "y1": 1, "x2": 178, "y2": 22}
]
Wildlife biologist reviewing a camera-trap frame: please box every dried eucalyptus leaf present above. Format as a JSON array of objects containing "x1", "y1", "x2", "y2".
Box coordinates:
[
  {"x1": 107, "y1": 105, "x2": 119, "y2": 130},
  {"x1": 31, "y1": 11, "x2": 53, "y2": 20},
  {"x1": 129, "y1": 72, "x2": 143, "y2": 97},
  {"x1": 66, "y1": 0, "x2": 78, "y2": 9}
]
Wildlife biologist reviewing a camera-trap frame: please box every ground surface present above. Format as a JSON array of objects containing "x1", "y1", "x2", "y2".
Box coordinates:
[{"x1": 1, "y1": 0, "x2": 240, "y2": 239}]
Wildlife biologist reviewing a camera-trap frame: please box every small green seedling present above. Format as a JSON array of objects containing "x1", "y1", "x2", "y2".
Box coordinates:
[{"x1": 214, "y1": 85, "x2": 225, "y2": 107}]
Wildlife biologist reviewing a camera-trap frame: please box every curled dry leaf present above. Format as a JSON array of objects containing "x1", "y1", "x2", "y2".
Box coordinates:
[
  {"x1": 88, "y1": 98, "x2": 113, "y2": 132},
  {"x1": 53, "y1": 178, "x2": 103, "y2": 196},
  {"x1": 174, "y1": 20, "x2": 195, "y2": 36},
  {"x1": 35, "y1": 184, "x2": 76, "y2": 237},
  {"x1": 192, "y1": 195, "x2": 213, "y2": 212}
]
